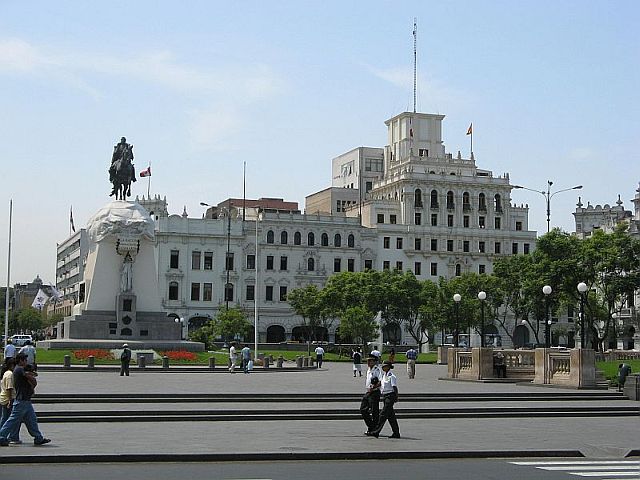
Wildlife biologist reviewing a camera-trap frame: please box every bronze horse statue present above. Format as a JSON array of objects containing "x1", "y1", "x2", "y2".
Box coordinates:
[{"x1": 109, "y1": 139, "x2": 136, "y2": 200}]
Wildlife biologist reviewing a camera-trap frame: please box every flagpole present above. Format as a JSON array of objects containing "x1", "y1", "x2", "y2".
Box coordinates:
[
  {"x1": 147, "y1": 162, "x2": 151, "y2": 198},
  {"x1": 5, "y1": 199, "x2": 13, "y2": 346}
]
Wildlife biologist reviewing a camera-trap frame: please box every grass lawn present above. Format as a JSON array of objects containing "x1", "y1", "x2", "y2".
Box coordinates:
[{"x1": 596, "y1": 359, "x2": 640, "y2": 386}]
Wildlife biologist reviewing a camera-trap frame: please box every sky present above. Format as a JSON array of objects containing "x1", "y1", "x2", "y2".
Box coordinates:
[{"x1": 1, "y1": 0, "x2": 638, "y2": 285}]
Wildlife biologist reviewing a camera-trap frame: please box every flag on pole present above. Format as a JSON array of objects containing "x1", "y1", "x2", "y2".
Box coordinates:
[
  {"x1": 466, "y1": 123, "x2": 473, "y2": 136},
  {"x1": 70, "y1": 206, "x2": 76, "y2": 233},
  {"x1": 140, "y1": 166, "x2": 152, "y2": 177},
  {"x1": 32, "y1": 288, "x2": 49, "y2": 310},
  {"x1": 49, "y1": 285, "x2": 62, "y2": 301}
]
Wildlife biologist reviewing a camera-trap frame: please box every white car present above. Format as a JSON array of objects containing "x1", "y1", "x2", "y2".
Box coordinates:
[{"x1": 10, "y1": 334, "x2": 33, "y2": 347}]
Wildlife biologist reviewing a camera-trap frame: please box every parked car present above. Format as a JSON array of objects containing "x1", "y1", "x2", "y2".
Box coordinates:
[{"x1": 10, "y1": 334, "x2": 33, "y2": 347}]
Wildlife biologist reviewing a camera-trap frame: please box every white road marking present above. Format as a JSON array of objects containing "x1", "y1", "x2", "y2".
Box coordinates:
[{"x1": 510, "y1": 460, "x2": 640, "y2": 479}]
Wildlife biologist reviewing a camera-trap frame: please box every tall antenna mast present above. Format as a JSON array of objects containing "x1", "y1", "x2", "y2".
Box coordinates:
[{"x1": 413, "y1": 18, "x2": 417, "y2": 113}]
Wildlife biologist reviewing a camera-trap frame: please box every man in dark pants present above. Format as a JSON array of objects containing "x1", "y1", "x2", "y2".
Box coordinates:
[
  {"x1": 360, "y1": 356, "x2": 382, "y2": 435},
  {"x1": 120, "y1": 344, "x2": 131, "y2": 376},
  {"x1": 368, "y1": 361, "x2": 400, "y2": 439}
]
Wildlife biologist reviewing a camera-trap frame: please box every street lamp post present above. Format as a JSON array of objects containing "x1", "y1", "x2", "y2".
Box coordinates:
[
  {"x1": 254, "y1": 208, "x2": 261, "y2": 358},
  {"x1": 577, "y1": 282, "x2": 588, "y2": 349},
  {"x1": 200, "y1": 201, "x2": 233, "y2": 310},
  {"x1": 542, "y1": 285, "x2": 552, "y2": 348},
  {"x1": 513, "y1": 181, "x2": 582, "y2": 233},
  {"x1": 478, "y1": 291, "x2": 487, "y2": 347},
  {"x1": 453, "y1": 294, "x2": 461, "y2": 348}
]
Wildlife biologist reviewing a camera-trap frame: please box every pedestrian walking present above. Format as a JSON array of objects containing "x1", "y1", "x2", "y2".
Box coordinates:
[
  {"x1": 360, "y1": 355, "x2": 382, "y2": 435},
  {"x1": 314, "y1": 345, "x2": 325, "y2": 368},
  {"x1": 352, "y1": 347, "x2": 362, "y2": 377},
  {"x1": 0, "y1": 357, "x2": 21, "y2": 444},
  {"x1": 618, "y1": 363, "x2": 631, "y2": 392},
  {"x1": 120, "y1": 344, "x2": 131, "y2": 376},
  {"x1": 18, "y1": 340, "x2": 36, "y2": 370},
  {"x1": 229, "y1": 342, "x2": 237, "y2": 373},
  {"x1": 368, "y1": 361, "x2": 400, "y2": 439},
  {"x1": 0, "y1": 353, "x2": 51, "y2": 446},
  {"x1": 387, "y1": 348, "x2": 396, "y2": 363},
  {"x1": 370, "y1": 345, "x2": 381, "y2": 360},
  {"x1": 3, "y1": 339, "x2": 16, "y2": 359},
  {"x1": 241, "y1": 344, "x2": 251, "y2": 374},
  {"x1": 405, "y1": 347, "x2": 418, "y2": 379}
]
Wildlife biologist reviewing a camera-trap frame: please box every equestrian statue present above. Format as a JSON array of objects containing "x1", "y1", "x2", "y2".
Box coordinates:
[{"x1": 109, "y1": 136, "x2": 137, "y2": 200}]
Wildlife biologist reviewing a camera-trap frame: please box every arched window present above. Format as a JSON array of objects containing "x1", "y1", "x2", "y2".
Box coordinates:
[
  {"x1": 307, "y1": 258, "x2": 315, "y2": 271},
  {"x1": 308, "y1": 232, "x2": 315, "y2": 246},
  {"x1": 168, "y1": 281, "x2": 179, "y2": 300},
  {"x1": 414, "y1": 188, "x2": 423, "y2": 207},
  {"x1": 446, "y1": 191, "x2": 454, "y2": 209},
  {"x1": 280, "y1": 231, "x2": 288, "y2": 245},
  {"x1": 463, "y1": 192, "x2": 470, "y2": 211},
  {"x1": 455, "y1": 264, "x2": 461, "y2": 276},
  {"x1": 478, "y1": 193, "x2": 487, "y2": 211},
  {"x1": 266, "y1": 230, "x2": 274, "y2": 244},
  {"x1": 266, "y1": 325, "x2": 286, "y2": 343},
  {"x1": 294, "y1": 231, "x2": 301, "y2": 245},
  {"x1": 430, "y1": 190, "x2": 439, "y2": 208},
  {"x1": 494, "y1": 194, "x2": 502, "y2": 212},
  {"x1": 321, "y1": 233, "x2": 329, "y2": 246},
  {"x1": 347, "y1": 234, "x2": 355, "y2": 248},
  {"x1": 334, "y1": 233, "x2": 341, "y2": 247}
]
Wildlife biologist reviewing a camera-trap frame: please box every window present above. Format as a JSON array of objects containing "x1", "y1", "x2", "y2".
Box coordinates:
[
  {"x1": 479, "y1": 241, "x2": 485, "y2": 253},
  {"x1": 246, "y1": 254, "x2": 255, "y2": 270},
  {"x1": 431, "y1": 214, "x2": 438, "y2": 226},
  {"x1": 389, "y1": 214, "x2": 397, "y2": 225},
  {"x1": 170, "y1": 250, "x2": 179, "y2": 269},
  {"x1": 446, "y1": 191, "x2": 455, "y2": 210},
  {"x1": 266, "y1": 230, "x2": 274, "y2": 244},
  {"x1": 463, "y1": 241, "x2": 470, "y2": 252},
  {"x1": 336, "y1": 200, "x2": 342, "y2": 213},
  {"x1": 515, "y1": 221, "x2": 523, "y2": 231},
  {"x1": 479, "y1": 216, "x2": 486, "y2": 229},
  {"x1": 431, "y1": 239, "x2": 438, "y2": 251},
  {"x1": 383, "y1": 261, "x2": 390, "y2": 270},
  {"x1": 511, "y1": 242, "x2": 518, "y2": 255},
  {"x1": 463, "y1": 215, "x2": 470, "y2": 228},
  {"x1": 494, "y1": 242, "x2": 501, "y2": 254},
  {"x1": 419, "y1": 148, "x2": 428, "y2": 157},
  {"x1": 191, "y1": 283, "x2": 200, "y2": 301},
  {"x1": 204, "y1": 252, "x2": 213, "y2": 270},
  {"x1": 225, "y1": 252, "x2": 234, "y2": 271},
  {"x1": 321, "y1": 233, "x2": 329, "y2": 246},
  {"x1": 455, "y1": 264, "x2": 461, "y2": 276},
  {"x1": 266, "y1": 255, "x2": 274, "y2": 270},
  {"x1": 414, "y1": 238, "x2": 422, "y2": 250},
  {"x1": 246, "y1": 285, "x2": 255, "y2": 301},
  {"x1": 524, "y1": 243, "x2": 530, "y2": 254},
  {"x1": 414, "y1": 189, "x2": 423, "y2": 207},
  {"x1": 365, "y1": 181, "x2": 373, "y2": 192},
  {"x1": 308, "y1": 232, "x2": 315, "y2": 246},
  {"x1": 365, "y1": 157, "x2": 383, "y2": 172},
  {"x1": 567, "y1": 305, "x2": 574, "y2": 323},
  {"x1": 463, "y1": 192, "x2": 471, "y2": 211},
  {"x1": 430, "y1": 190, "x2": 439, "y2": 208},
  {"x1": 395, "y1": 261, "x2": 403, "y2": 271},
  {"x1": 377, "y1": 214, "x2": 385, "y2": 223},
  {"x1": 203, "y1": 283, "x2": 212, "y2": 301},
  {"x1": 265, "y1": 285, "x2": 273, "y2": 301},
  {"x1": 415, "y1": 212, "x2": 422, "y2": 225},
  {"x1": 383, "y1": 237, "x2": 390, "y2": 249},
  {"x1": 347, "y1": 258, "x2": 355, "y2": 272},
  {"x1": 334, "y1": 233, "x2": 341, "y2": 247},
  {"x1": 294, "y1": 231, "x2": 302, "y2": 245},
  {"x1": 448, "y1": 215, "x2": 454, "y2": 227},
  {"x1": 414, "y1": 262, "x2": 422, "y2": 275},
  {"x1": 191, "y1": 251, "x2": 201, "y2": 270},
  {"x1": 447, "y1": 239, "x2": 454, "y2": 252},
  {"x1": 364, "y1": 259, "x2": 373, "y2": 270},
  {"x1": 279, "y1": 286, "x2": 288, "y2": 301},
  {"x1": 396, "y1": 237, "x2": 403, "y2": 249},
  {"x1": 348, "y1": 234, "x2": 355, "y2": 248},
  {"x1": 280, "y1": 256, "x2": 288, "y2": 271},
  {"x1": 430, "y1": 263, "x2": 438, "y2": 276},
  {"x1": 478, "y1": 264, "x2": 486, "y2": 274},
  {"x1": 168, "y1": 281, "x2": 179, "y2": 300},
  {"x1": 494, "y1": 217, "x2": 501, "y2": 230},
  {"x1": 334, "y1": 258, "x2": 341, "y2": 272},
  {"x1": 224, "y1": 283, "x2": 233, "y2": 302},
  {"x1": 494, "y1": 194, "x2": 502, "y2": 212},
  {"x1": 478, "y1": 193, "x2": 487, "y2": 211},
  {"x1": 307, "y1": 258, "x2": 315, "y2": 271},
  {"x1": 280, "y1": 231, "x2": 288, "y2": 245}
]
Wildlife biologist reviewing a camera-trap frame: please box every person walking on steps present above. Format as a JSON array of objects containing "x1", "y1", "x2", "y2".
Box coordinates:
[
  {"x1": 360, "y1": 355, "x2": 382, "y2": 435},
  {"x1": 367, "y1": 361, "x2": 400, "y2": 439},
  {"x1": 352, "y1": 347, "x2": 363, "y2": 377},
  {"x1": 120, "y1": 344, "x2": 131, "y2": 376},
  {"x1": 405, "y1": 347, "x2": 418, "y2": 379}
]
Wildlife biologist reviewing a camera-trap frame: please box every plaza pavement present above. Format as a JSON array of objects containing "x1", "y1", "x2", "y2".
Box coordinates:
[{"x1": 0, "y1": 362, "x2": 638, "y2": 463}]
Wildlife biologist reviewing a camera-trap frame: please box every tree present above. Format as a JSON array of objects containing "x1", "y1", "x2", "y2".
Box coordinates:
[
  {"x1": 212, "y1": 306, "x2": 252, "y2": 343},
  {"x1": 338, "y1": 306, "x2": 378, "y2": 349},
  {"x1": 288, "y1": 284, "x2": 324, "y2": 354},
  {"x1": 14, "y1": 307, "x2": 43, "y2": 333}
]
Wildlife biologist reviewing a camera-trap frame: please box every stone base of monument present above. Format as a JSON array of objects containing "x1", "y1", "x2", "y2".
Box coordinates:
[{"x1": 38, "y1": 338, "x2": 204, "y2": 352}]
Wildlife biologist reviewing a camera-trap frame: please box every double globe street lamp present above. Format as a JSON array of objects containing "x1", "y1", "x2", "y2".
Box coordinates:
[
  {"x1": 542, "y1": 285, "x2": 552, "y2": 348},
  {"x1": 513, "y1": 181, "x2": 582, "y2": 233},
  {"x1": 577, "y1": 282, "x2": 588, "y2": 349},
  {"x1": 453, "y1": 293, "x2": 461, "y2": 348},
  {"x1": 478, "y1": 291, "x2": 487, "y2": 347}
]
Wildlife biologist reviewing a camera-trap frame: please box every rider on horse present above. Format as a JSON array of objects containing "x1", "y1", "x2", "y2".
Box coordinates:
[{"x1": 109, "y1": 137, "x2": 136, "y2": 198}]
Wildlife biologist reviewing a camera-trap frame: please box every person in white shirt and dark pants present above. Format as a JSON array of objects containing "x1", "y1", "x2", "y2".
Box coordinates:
[
  {"x1": 367, "y1": 361, "x2": 400, "y2": 439},
  {"x1": 314, "y1": 346, "x2": 325, "y2": 368}
]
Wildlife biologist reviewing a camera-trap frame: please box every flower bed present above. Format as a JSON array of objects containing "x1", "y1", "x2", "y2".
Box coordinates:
[
  {"x1": 160, "y1": 350, "x2": 198, "y2": 362},
  {"x1": 73, "y1": 349, "x2": 114, "y2": 361}
]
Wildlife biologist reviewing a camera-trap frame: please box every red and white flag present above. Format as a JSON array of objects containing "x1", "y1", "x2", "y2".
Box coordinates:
[{"x1": 140, "y1": 166, "x2": 151, "y2": 177}]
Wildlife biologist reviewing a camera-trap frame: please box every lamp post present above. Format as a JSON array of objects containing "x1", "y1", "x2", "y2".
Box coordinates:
[
  {"x1": 453, "y1": 293, "x2": 461, "y2": 348},
  {"x1": 542, "y1": 285, "x2": 552, "y2": 348},
  {"x1": 513, "y1": 181, "x2": 582, "y2": 233},
  {"x1": 577, "y1": 282, "x2": 588, "y2": 349},
  {"x1": 200, "y1": 201, "x2": 233, "y2": 310},
  {"x1": 254, "y1": 208, "x2": 261, "y2": 358},
  {"x1": 478, "y1": 291, "x2": 487, "y2": 347}
]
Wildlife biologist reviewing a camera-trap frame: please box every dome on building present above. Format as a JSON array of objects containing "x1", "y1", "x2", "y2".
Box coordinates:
[{"x1": 87, "y1": 200, "x2": 155, "y2": 243}]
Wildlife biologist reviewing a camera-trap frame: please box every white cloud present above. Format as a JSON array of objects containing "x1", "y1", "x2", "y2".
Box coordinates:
[
  {"x1": 187, "y1": 107, "x2": 243, "y2": 152},
  {"x1": 0, "y1": 38, "x2": 49, "y2": 71}
]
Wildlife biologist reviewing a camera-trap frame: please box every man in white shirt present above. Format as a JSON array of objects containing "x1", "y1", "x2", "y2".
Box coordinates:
[
  {"x1": 360, "y1": 356, "x2": 382, "y2": 435},
  {"x1": 367, "y1": 361, "x2": 400, "y2": 439},
  {"x1": 228, "y1": 342, "x2": 237, "y2": 373},
  {"x1": 19, "y1": 340, "x2": 36, "y2": 369},
  {"x1": 370, "y1": 345, "x2": 381, "y2": 360},
  {"x1": 3, "y1": 340, "x2": 16, "y2": 359},
  {"x1": 314, "y1": 345, "x2": 325, "y2": 368}
]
